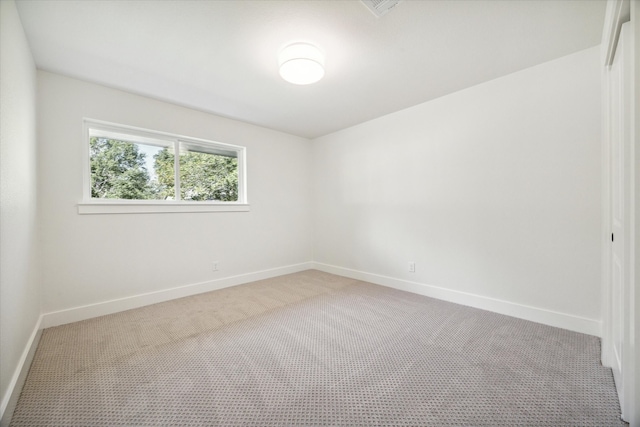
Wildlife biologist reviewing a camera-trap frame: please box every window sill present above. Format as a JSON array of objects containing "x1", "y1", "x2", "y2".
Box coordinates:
[{"x1": 78, "y1": 201, "x2": 250, "y2": 215}]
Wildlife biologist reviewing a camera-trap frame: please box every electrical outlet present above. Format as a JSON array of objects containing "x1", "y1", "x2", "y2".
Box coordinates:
[
  {"x1": 212, "y1": 261, "x2": 219, "y2": 272},
  {"x1": 408, "y1": 262, "x2": 415, "y2": 273}
]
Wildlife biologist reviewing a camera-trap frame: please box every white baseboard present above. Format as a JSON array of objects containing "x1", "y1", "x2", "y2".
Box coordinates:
[
  {"x1": 312, "y1": 262, "x2": 602, "y2": 337},
  {"x1": 0, "y1": 315, "x2": 43, "y2": 427},
  {"x1": 43, "y1": 261, "x2": 602, "y2": 335},
  {"x1": 42, "y1": 262, "x2": 313, "y2": 328}
]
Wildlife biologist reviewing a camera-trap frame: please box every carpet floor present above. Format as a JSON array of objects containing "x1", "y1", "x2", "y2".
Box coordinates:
[{"x1": 11, "y1": 270, "x2": 625, "y2": 426}]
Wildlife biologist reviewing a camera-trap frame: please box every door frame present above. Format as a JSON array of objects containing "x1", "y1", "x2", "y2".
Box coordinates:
[{"x1": 600, "y1": 0, "x2": 636, "y2": 424}]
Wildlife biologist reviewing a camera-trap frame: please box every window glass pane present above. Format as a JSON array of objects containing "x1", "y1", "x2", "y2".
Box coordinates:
[
  {"x1": 90, "y1": 137, "x2": 173, "y2": 200},
  {"x1": 151, "y1": 146, "x2": 176, "y2": 200},
  {"x1": 179, "y1": 145, "x2": 238, "y2": 202}
]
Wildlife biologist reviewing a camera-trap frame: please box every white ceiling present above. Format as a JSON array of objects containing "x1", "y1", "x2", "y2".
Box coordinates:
[{"x1": 15, "y1": 0, "x2": 606, "y2": 139}]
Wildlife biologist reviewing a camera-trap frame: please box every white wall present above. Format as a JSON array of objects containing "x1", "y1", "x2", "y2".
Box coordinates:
[
  {"x1": 631, "y1": 2, "x2": 639, "y2": 424},
  {"x1": 37, "y1": 72, "x2": 313, "y2": 315},
  {"x1": 313, "y1": 47, "x2": 602, "y2": 330},
  {"x1": 0, "y1": 0, "x2": 41, "y2": 416}
]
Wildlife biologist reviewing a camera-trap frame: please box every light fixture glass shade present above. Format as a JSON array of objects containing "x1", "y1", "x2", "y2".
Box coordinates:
[{"x1": 279, "y1": 43, "x2": 325, "y2": 85}]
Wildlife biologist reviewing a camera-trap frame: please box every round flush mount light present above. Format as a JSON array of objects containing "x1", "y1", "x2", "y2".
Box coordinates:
[{"x1": 278, "y1": 42, "x2": 325, "y2": 85}]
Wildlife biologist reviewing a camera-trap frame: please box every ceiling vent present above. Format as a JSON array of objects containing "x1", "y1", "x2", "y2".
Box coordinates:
[{"x1": 360, "y1": 0, "x2": 402, "y2": 17}]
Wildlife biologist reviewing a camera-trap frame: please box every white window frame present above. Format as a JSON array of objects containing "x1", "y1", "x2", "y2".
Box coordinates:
[{"x1": 79, "y1": 119, "x2": 249, "y2": 214}]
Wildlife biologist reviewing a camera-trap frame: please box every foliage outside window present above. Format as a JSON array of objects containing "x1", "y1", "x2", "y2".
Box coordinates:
[{"x1": 83, "y1": 120, "x2": 246, "y2": 211}]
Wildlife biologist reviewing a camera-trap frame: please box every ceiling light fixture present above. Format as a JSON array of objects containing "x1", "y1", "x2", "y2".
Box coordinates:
[{"x1": 278, "y1": 42, "x2": 325, "y2": 85}]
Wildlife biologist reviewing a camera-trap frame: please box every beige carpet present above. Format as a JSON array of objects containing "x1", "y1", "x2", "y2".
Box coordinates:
[{"x1": 11, "y1": 270, "x2": 625, "y2": 426}]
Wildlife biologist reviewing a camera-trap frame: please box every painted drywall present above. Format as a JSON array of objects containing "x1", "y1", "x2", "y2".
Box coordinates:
[
  {"x1": 631, "y1": 2, "x2": 639, "y2": 425},
  {"x1": 313, "y1": 46, "x2": 602, "y2": 323},
  {"x1": 0, "y1": 0, "x2": 41, "y2": 415},
  {"x1": 37, "y1": 71, "x2": 313, "y2": 313}
]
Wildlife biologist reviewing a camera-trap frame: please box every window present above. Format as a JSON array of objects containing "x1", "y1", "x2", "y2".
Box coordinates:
[{"x1": 79, "y1": 119, "x2": 248, "y2": 214}]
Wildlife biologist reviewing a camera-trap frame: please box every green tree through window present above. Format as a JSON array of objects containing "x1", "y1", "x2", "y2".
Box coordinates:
[
  {"x1": 90, "y1": 137, "x2": 155, "y2": 199},
  {"x1": 153, "y1": 148, "x2": 238, "y2": 201},
  {"x1": 90, "y1": 137, "x2": 239, "y2": 201}
]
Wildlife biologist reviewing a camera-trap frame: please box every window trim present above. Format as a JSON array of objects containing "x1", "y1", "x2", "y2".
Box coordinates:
[{"x1": 79, "y1": 119, "x2": 248, "y2": 214}]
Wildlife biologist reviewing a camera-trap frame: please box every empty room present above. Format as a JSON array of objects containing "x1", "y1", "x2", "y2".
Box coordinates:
[{"x1": 1, "y1": 0, "x2": 639, "y2": 425}]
